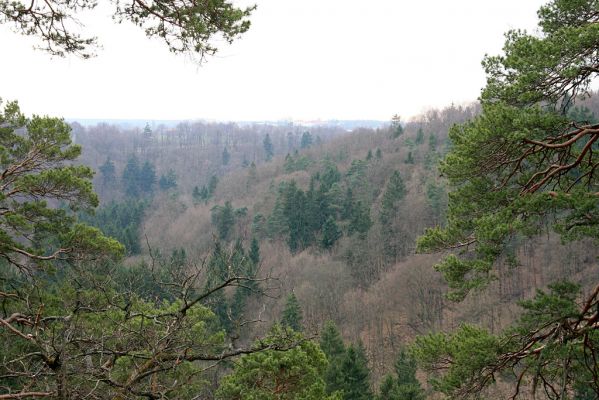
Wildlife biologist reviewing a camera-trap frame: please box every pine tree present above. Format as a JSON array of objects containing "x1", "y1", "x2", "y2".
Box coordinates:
[
  {"x1": 348, "y1": 200, "x2": 372, "y2": 238},
  {"x1": 208, "y1": 175, "x2": 219, "y2": 196},
  {"x1": 428, "y1": 132, "x2": 438, "y2": 152},
  {"x1": 222, "y1": 146, "x2": 230, "y2": 165},
  {"x1": 122, "y1": 154, "x2": 141, "y2": 197},
  {"x1": 366, "y1": 149, "x2": 373, "y2": 161},
  {"x1": 139, "y1": 160, "x2": 156, "y2": 194},
  {"x1": 301, "y1": 131, "x2": 313, "y2": 148},
  {"x1": 211, "y1": 201, "x2": 236, "y2": 241},
  {"x1": 263, "y1": 133, "x2": 274, "y2": 161},
  {"x1": 249, "y1": 237, "x2": 260, "y2": 265},
  {"x1": 380, "y1": 171, "x2": 406, "y2": 221},
  {"x1": 320, "y1": 321, "x2": 346, "y2": 395},
  {"x1": 375, "y1": 148, "x2": 382, "y2": 159},
  {"x1": 405, "y1": 151, "x2": 414, "y2": 164},
  {"x1": 391, "y1": 115, "x2": 403, "y2": 138},
  {"x1": 340, "y1": 342, "x2": 372, "y2": 400},
  {"x1": 393, "y1": 348, "x2": 425, "y2": 400},
  {"x1": 99, "y1": 157, "x2": 116, "y2": 187},
  {"x1": 159, "y1": 169, "x2": 177, "y2": 190},
  {"x1": 281, "y1": 293, "x2": 303, "y2": 332},
  {"x1": 321, "y1": 216, "x2": 341, "y2": 249},
  {"x1": 204, "y1": 241, "x2": 232, "y2": 332},
  {"x1": 378, "y1": 374, "x2": 396, "y2": 400}
]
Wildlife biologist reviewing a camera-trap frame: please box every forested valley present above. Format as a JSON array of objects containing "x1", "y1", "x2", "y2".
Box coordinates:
[{"x1": 1, "y1": 0, "x2": 599, "y2": 399}]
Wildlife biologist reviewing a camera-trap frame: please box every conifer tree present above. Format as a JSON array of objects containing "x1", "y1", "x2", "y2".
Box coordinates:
[
  {"x1": 263, "y1": 133, "x2": 274, "y2": 161},
  {"x1": 378, "y1": 374, "x2": 396, "y2": 400},
  {"x1": 340, "y1": 342, "x2": 372, "y2": 400},
  {"x1": 281, "y1": 293, "x2": 303, "y2": 332},
  {"x1": 320, "y1": 321, "x2": 346, "y2": 395},
  {"x1": 380, "y1": 171, "x2": 406, "y2": 222},
  {"x1": 158, "y1": 169, "x2": 177, "y2": 190},
  {"x1": 391, "y1": 115, "x2": 403, "y2": 138},
  {"x1": 139, "y1": 160, "x2": 156, "y2": 194},
  {"x1": 208, "y1": 174, "x2": 219, "y2": 196},
  {"x1": 249, "y1": 237, "x2": 260, "y2": 265},
  {"x1": 99, "y1": 157, "x2": 116, "y2": 186},
  {"x1": 222, "y1": 146, "x2": 230, "y2": 165},
  {"x1": 301, "y1": 131, "x2": 313, "y2": 148},
  {"x1": 122, "y1": 154, "x2": 141, "y2": 197},
  {"x1": 393, "y1": 348, "x2": 425, "y2": 400},
  {"x1": 321, "y1": 216, "x2": 342, "y2": 249}
]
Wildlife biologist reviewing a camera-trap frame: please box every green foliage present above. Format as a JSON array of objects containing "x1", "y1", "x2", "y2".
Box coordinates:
[
  {"x1": 211, "y1": 201, "x2": 237, "y2": 240},
  {"x1": 0, "y1": 0, "x2": 255, "y2": 59},
  {"x1": 417, "y1": 0, "x2": 599, "y2": 300},
  {"x1": 320, "y1": 321, "x2": 346, "y2": 395},
  {"x1": 379, "y1": 171, "x2": 406, "y2": 225},
  {"x1": 222, "y1": 146, "x2": 231, "y2": 165},
  {"x1": 263, "y1": 133, "x2": 274, "y2": 161},
  {"x1": 122, "y1": 154, "x2": 141, "y2": 197},
  {"x1": 281, "y1": 293, "x2": 303, "y2": 332},
  {"x1": 216, "y1": 327, "x2": 339, "y2": 400},
  {"x1": 393, "y1": 349, "x2": 425, "y2": 400},
  {"x1": 80, "y1": 200, "x2": 146, "y2": 255},
  {"x1": 425, "y1": 180, "x2": 447, "y2": 223},
  {"x1": 321, "y1": 216, "x2": 342, "y2": 249},
  {"x1": 122, "y1": 156, "x2": 157, "y2": 197},
  {"x1": 159, "y1": 169, "x2": 178, "y2": 190},
  {"x1": 412, "y1": 282, "x2": 599, "y2": 398},
  {"x1": 428, "y1": 132, "x2": 438, "y2": 151},
  {"x1": 391, "y1": 115, "x2": 404, "y2": 138},
  {"x1": 375, "y1": 148, "x2": 382, "y2": 159},
  {"x1": 99, "y1": 157, "x2": 116, "y2": 186},
  {"x1": 301, "y1": 131, "x2": 314, "y2": 148},
  {"x1": 0, "y1": 100, "x2": 123, "y2": 266},
  {"x1": 284, "y1": 152, "x2": 313, "y2": 173},
  {"x1": 339, "y1": 342, "x2": 373, "y2": 400},
  {"x1": 139, "y1": 160, "x2": 156, "y2": 194},
  {"x1": 209, "y1": 174, "x2": 219, "y2": 196}
]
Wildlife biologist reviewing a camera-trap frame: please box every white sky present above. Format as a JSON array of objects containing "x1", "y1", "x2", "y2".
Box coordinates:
[{"x1": 0, "y1": 0, "x2": 546, "y2": 122}]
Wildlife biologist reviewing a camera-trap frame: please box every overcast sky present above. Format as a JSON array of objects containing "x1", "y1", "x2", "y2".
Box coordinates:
[{"x1": 1, "y1": 0, "x2": 546, "y2": 122}]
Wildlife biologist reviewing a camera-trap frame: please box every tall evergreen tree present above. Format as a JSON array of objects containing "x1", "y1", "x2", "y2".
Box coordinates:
[
  {"x1": 249, "y1": 236, "x2": 260, "y2": 265},
  {"x1": 211, "y1": 201, "x2": 236, "y2": 241},
  {"x1": 393, "y1": 348, "x2": 425, "y2": 400},
  {"x1": 340, "y1": 342, "x2": 372, "y2": 400},
  {"x1": 222, "y1": 146, "x2": 230, "y2": 165},
  {"x1": 320, "y1": 321, "x2": 346, "y2": 395},
  {"x1": 301, "y1": 131, "x2": 313, "y2": 148},
  {"x1": 208, "y1": 174, "x2": 219, "y2": 196},
  {"x1": 158, "y1": 169, "x2": 177, "y2": 190},
  {"x1": 122, "y1": 154, "x2": 141, "y2": 197},
  {"x1": 281, "y1": 292, "x2": 303, "y2": 332},
  {"x1": 381, "y1": 171, "x2": 406, "y2": 217},
  {"x1": 321, "y1": 216, "x2": 342, "y2": 249},
  {"x1": 391, "y1": 114, "x2": 403, "y2": 138},
  {"x1": 99, "y1": 157, "x2": 116, "y2": 186},
  {"x1": 139, "y1": 160, "x2": 156, "y2": 194},
  {"x1": 263, "y1": 133, "x2": 274, "y2": 161}
]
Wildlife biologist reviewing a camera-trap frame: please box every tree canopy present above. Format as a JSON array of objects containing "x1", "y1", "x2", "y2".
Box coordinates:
[
  {"x1": 0, "y1": 0, "x2": 255, "y2": 59},
  {"x1": 415, "y1": 0, "x2": 599, "y2": 397},
  {"x1": 0, "y1": 100, "x2": 123, "y2": 268}
]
